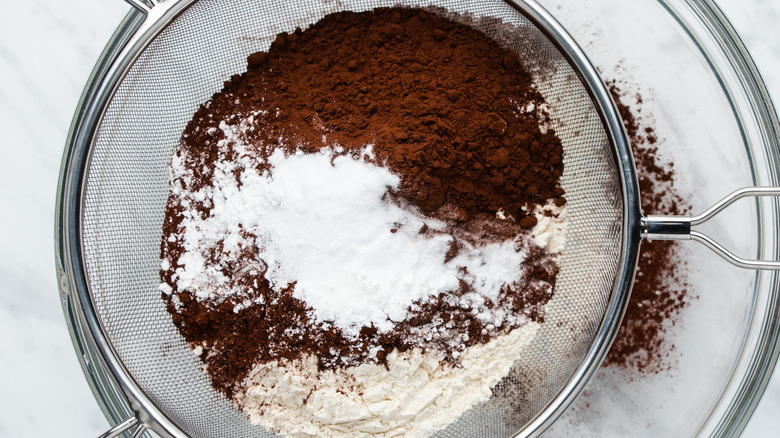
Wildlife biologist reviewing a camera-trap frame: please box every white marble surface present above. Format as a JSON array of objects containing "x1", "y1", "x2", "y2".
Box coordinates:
[{"x1": 0, "y1": 1, "x2": 778, "y2": 437}]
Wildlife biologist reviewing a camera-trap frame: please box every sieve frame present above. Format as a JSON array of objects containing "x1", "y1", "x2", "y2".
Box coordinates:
[{"x1": 54, "y1": 0, "x2": 641, "y2": 437}]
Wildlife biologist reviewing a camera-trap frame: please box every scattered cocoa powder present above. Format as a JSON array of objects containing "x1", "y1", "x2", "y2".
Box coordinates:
[
  {"x1": 603, "y1": 80, "x2": 691, "y2": 373},
  {"x1": 161, "y1": 7, "x2": 565, "y2": 397}
]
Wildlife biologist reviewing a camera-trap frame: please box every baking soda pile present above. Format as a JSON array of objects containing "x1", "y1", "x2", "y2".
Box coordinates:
[
  {"x1": 167, "y1": 121, "x2": 561, "y2": 340},
  {"x1": 159, "y1": 7, "x2": 568, "y2": 438}
]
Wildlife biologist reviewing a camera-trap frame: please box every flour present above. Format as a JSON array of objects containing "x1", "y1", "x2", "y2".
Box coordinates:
[
  {"x1": 237, "y1": 323, "x2": 540, "y2": 438},
  {"x1": 532, "y1": 203, "x2": 567, "y2": 255}
]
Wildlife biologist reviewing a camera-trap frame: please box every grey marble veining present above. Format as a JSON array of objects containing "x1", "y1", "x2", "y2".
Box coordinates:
[
  {"x1": 0, "y1": 2, "x2": 128, "y2": 437},
  {"x1": 0, "y1": 0, "x2": 777, "y2": 437}
]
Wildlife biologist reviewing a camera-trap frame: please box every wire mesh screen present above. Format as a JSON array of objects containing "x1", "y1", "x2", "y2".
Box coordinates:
[{"x1": 80, "y1": 0, "x2": 624, "y2": 436}]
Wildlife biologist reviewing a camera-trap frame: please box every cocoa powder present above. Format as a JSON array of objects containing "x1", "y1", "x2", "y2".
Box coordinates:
[
  {"x1": 178, "y1": 7, "x2": 565, "y2": 218},
  {"x1": 603, "y1": 81, "x2": 691, "y2": 373},
  {"x1": 161, "y1": 7, "x2": 565, "y2": 397}
]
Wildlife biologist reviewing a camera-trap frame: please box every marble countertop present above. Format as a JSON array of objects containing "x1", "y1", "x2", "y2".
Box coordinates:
[{"x1": 1, "y1": 0, "x2": 778, "y2": 437}]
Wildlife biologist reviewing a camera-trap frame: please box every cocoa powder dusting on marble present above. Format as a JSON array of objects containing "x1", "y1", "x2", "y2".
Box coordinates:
[
  {"x1": 603, "y1": 81, "x2": 691, "y2": 373},
  {"x1": 161, "y1": 7, "x2": 565, "y2": 397}
]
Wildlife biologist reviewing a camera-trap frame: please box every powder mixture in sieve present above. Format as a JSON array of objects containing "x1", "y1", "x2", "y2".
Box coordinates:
[{"x1": 159, "y1": 7, "x2": 567, "y2": 437}]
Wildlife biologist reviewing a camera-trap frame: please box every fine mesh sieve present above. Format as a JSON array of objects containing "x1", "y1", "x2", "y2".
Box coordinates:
[{"x1": 54, "y1": 0, "x2": 780, "y2": 437}]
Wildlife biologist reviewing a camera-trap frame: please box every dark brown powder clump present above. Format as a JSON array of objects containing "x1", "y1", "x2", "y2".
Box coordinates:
[
  {"x1": 179, "y1": 7, "x2": 565, "y2": 219},
  {"x1": 603, "y1": 80, "x2": 692, "y2": 373},
  {"x1": 161, "y1": 7, "x2": 565, "y2": 397}
]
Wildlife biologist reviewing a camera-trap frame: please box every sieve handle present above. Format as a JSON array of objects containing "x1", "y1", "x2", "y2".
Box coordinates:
[
  {"x1": 98, "y1": 416, "x2": 147, "y2": 438},
  {"x1": 642, "y1": 187, "x2": 780, "y2": 270},
  {"x1": 123, "y1": 0, "x2": 158, "y2": 13}
]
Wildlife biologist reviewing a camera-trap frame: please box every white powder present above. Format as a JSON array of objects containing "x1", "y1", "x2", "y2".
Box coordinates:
[
  {"x1": 166, "y1": 121, "x2": 564, "y2": 338},
  {"x1": 532, "y1": 202, "x2": 567, "y2": 255},
  {"x1": 238, "y1": 323, "x2": 540, "y2": 438},
  {"x1": 163, "y1": 118, "x2": 569, "y2": 437}
]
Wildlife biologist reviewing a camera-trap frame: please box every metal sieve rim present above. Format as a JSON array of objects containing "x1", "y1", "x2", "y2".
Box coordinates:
[{"x1": 54, "y1": 0, "x2": 641, "y2": 437}]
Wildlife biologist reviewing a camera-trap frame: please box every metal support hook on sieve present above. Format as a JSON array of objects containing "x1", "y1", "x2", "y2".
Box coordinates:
[
  {"x1": 642, "y1": 187, "x2": 780, "y2": 270},
  {"x1": 97, "y1": 416, "x2": 145, "y2": 438},
  {"x1": 124, "y1": 0, "x2": 158, "y2": 13}
]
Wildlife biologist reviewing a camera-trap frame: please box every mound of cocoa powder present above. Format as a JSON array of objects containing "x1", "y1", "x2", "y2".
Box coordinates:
[
  {"x1": 177, "y1": 7, "x2": 565, "y2": 218},
  {"x1": 603, "y1": 81, "x2": 691, "y2": 373},
  {"x1": 161, "y1": 7, "x2": 565, "y2": 397}
]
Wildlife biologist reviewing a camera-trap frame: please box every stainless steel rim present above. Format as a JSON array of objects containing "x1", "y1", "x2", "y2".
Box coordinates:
[
  {"x1": 656, "y1": 0, "x2": 780, "y2": 435},
  {"x1": 55, "y1": 0, "x2": 645, "y2": 436},
  {"x1": 56, "y1": 4, "x2": 201, "y2": 438}
]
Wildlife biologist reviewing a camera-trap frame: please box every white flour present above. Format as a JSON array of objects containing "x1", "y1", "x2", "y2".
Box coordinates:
[
  {"x1": 238, "y1": 323, "x2": 540, "y2": 438},
  {"x1": 532, "y1": 203, "x2": 567, "y2": 255}
]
